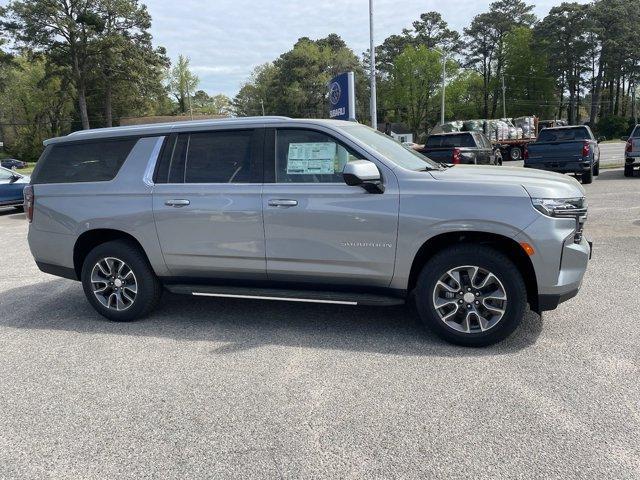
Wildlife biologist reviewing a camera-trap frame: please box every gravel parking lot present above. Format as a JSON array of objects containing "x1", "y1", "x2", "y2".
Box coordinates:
[{"x1": 0, "y1": 167, "x2": 638, "y2": 479}]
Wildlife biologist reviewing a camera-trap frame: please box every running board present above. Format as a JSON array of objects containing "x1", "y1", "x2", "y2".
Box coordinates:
[{"x1": 164, "y1": 284, "x2": 406, "y2": 306}]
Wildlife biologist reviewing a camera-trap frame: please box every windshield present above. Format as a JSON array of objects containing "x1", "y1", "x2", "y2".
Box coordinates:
[{"x1": 341, "y1": 124, "x2": 440, "y2": 170}]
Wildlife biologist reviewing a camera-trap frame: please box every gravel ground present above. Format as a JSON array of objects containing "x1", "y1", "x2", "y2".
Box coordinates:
[{"x1": 0, "y1": 168, "x2": 638, "y2": 479}]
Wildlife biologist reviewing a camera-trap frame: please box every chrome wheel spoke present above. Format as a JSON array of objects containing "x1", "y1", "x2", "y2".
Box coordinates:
[
  {"x1": 90, "y1": 256, "x2": 138, "y2": 312},
  {"x1": 432, "y1": 265, "x2": 507, "y2": 334}
]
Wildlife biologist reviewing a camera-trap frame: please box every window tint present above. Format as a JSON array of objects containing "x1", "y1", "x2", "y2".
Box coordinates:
[
  {"x1": 440, "y1": 134, "x2": 475, "y2": 148},
  {"x1": 32, "y1": 138, "x2": 137, "y2": 184},
  {"x1": 185, "y1": 130, "x2": 253, "y2": 183},
  {"x1": 275, "y1": 129, "x2": 364, "y2": 183},
  {"x1": 538, "y1": 127, "x2": 589, "y2": 142},
  {"x1": 425, "y1": 136, "x2": 442, "y2": 147},
  {"x1": 631, "y1": 126, "x2": 640, "y2": 138}
]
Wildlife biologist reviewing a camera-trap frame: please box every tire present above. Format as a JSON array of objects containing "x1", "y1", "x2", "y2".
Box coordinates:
[
  {"x1": 624, "y1": 165, "x2": 634, "y2": 177},
  {"x1": 81, "y1": 239, "x2": 162, "y2": 322},
  {"x1": 414, "y1": 244, "x2": 527, "y2": 347},
  {"x1": 593, "y1": 161, "x2": 600, "y2": 177},
  {"x1": 509, "y1": 146, "x2": 522, "y2": 161},
  {"x1": 581, "y1": 165, "x2": 593, "y2": 184}
]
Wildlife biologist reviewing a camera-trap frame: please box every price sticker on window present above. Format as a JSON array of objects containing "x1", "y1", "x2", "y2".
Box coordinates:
[{"x1": 287, "y1": 142, "x2": 337, "y2": 175}]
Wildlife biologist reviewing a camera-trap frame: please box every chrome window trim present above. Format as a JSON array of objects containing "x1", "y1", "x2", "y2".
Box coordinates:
[{"x1": 143, "y1": 136, "x2": 166, "y2": 187}]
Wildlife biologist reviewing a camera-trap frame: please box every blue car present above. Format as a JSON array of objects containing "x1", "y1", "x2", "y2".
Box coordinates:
[{"x1": 0, "y1": 166, "x2": 30, "y2": 209}]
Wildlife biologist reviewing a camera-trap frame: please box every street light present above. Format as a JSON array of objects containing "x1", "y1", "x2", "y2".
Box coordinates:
[
  {"x1": 369, "y1": 0, "x2": 377, "y2": 130},
  {"x1": 433, "y1": 47, "x2": 447, "y2": 126}
]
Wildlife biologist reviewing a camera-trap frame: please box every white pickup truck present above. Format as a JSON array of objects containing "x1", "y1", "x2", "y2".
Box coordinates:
[{"x1": 624, "y1": 124, "x2": 640, "y2": 177}]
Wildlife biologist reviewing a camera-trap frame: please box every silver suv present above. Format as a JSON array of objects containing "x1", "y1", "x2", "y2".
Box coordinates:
[{"x1": 25, "y1": 117, "x2": 591, "y2": 346}]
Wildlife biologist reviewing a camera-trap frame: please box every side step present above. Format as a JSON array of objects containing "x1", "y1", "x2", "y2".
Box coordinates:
[{"x1": 164, "y1": 284, "x2": 406, "y2": 306}]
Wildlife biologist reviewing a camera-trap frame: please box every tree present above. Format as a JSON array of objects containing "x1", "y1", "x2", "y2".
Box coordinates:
[
  {"x1": 386, "y1": 45, "x2": 457, "y2": 135},
  {"x1": 192, "y1": 90, "x2": 232, "y2": 116},
  {"x1": 6, "y1": 0, "x2": 107, "y2": 129},
  {"x1": 503, "y1": 27, "x2": 555, "y2": 118},
  {"x1": 233, "y1": 35, "x2": 366, "y2": 119},
  {"x1": 94, "y1": 0, "x2": 168, "y2": 126},
  {"x1": 168, "y1": 55, "x2": 199, "y2": 115},
  {"x1": 0, "y1": 55, "x2": 74, "y2": 160},
  {"x1": 464, "y1": 0, "x2": 536, "y2": 117}
]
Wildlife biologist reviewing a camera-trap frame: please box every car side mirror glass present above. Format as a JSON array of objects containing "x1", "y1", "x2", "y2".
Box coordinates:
[
  {"x1": 343, "y1": 160, "x2": 384, "y2": 193},
  {"x1": 9, "y1": 174, "x2": 20, "y2": 183}
]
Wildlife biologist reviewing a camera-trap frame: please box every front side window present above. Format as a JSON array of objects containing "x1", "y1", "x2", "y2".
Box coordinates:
[{"x1": 275, "y1": 129, "x2": 364, "y2": 183}]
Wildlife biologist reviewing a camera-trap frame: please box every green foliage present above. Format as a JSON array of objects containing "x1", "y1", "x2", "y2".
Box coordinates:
[
  {"x1": 595, "y1": 116, "x2": 631, "y2": 139},
  {"x1": 233, "y1": 35, "x2": 365, "y2": 118},
  {"x1": 168, "y1": 55, "x2": 199, "y2": 114},
  {"x1": 383, "y1": 45, "x2": 456, "y2": 135},
  {"x1": 0, "y1": 55, "x2": 74, "y2": 161}
]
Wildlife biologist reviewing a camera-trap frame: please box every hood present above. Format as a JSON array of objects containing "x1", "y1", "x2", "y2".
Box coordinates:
[{"x1": 430, "y1": 165, "x2": 585, "y2": 199}]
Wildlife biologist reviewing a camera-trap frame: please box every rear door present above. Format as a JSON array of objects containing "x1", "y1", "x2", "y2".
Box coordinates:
[
  {"x1": 261, "y1": 128, "x2": 399, "y2": 287},
  {"x1": 152, "y1": 128, "x2": 266, "y2": 279}
]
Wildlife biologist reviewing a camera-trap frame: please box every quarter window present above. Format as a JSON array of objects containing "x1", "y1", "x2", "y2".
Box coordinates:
[
  {"x1": 32, "y1": 138, "x2": 138, "y2": 184},
  {"x1": 275, "y1": 129, "x2": 364, "y2": 183}
]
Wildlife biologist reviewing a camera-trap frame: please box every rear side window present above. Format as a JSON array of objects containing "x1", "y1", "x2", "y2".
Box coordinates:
[
  {"x1": 426, "y1": 136, "x2": 442, "y2": 147},
  {"x1": 32, "y1": 138, "x2": 137, "y2": 184},
  {"x1": 631, "y1": 126, "x2": 640, "y2": 138},
  {"x1": 156, "y1": 130, "x2": 256, "y2": 183}
]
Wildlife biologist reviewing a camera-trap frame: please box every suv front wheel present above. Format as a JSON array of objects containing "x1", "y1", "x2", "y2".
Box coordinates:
[
  {"x1": 414, "y1": 245, "x2": 527, "y2": 347},
  {"x1": 81, "y1": 240, "x2": 162, "y2": 322}
]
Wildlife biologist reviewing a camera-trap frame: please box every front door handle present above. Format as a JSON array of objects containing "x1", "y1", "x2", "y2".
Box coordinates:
[
  {"x1": 268, "y1": 199, "x2": 298, "y2": 207},
  {"x1": 165, "y1": 199, "x2": 190, "y2": 207}
]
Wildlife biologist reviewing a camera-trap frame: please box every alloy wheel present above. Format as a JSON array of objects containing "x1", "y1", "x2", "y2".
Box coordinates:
[
  {"x1": 90, "y1": 257, "x2": 138, "y2": 311},
  {"x1": 432, "y1": 265, "x2": 507, "y2": 334}
]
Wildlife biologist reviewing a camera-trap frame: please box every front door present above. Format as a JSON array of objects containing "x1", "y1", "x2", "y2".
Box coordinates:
[
  {"x1": 152, "y1": 128, "x2": 266, "y2": 279},
  {"x1": 262, "y1": 128, "x2": 399, "y2": 288}
]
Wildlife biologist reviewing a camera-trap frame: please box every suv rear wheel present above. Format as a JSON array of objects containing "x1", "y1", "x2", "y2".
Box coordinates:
[
  {"x1": 414, "y1": 245, "x2": 527, "y2": 347},
  {"x1": 581, "y1": 164, "x2": 593, "y2": 184},
  {"x1": 81, "y1": 240, "x2": 162, "y2": 321}
]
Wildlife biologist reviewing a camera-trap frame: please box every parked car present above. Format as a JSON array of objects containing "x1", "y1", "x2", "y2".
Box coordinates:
[
  {"x1": 525, "y1": 125, "x2": 600, "y2": 184},
  {"x1": 416, "y1": 132, "x2": 500, "y2": 165},
  {"x1": 26, "y1": 117, "x2": 591, "y2": 347},
  {"x1": 1, "y1": 158, "x2": 27, "y2": 170},
  {"x1": 0, "y1": 166, "x2": 30, "y2": 209},
  {"x1": 623, "y1": 124, "x2": 640, "y2": 177}
]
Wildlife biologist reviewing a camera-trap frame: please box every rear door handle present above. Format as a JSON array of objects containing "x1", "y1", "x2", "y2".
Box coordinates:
[
  {"x1": 268, "y1": 199, "x2": 298, "y2": 207},
  {"x1": 165, "y1": 199, "x2": 190, "y2": 207}
]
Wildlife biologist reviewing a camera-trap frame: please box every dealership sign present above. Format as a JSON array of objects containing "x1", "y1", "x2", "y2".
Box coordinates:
[{"x1": 328, "y1": 72, "x2": 356, "y2": 121}]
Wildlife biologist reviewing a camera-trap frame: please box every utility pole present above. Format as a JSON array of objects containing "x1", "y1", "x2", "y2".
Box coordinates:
[
  {"x1": 501, "y1": 75, "x2": 507, "y2": 119},
  {"x1": 632, "y1": 84, "x2": 637, "y2": 125},
  {"x1": 261, "y1": 99, "x2": 265, "y2": 116},
  {"x1": 441, "y1": 51, "x2": 446, "y2": 125},
  {"x1": 369, "y1": 0, "x2": 377, "y2": 129}
]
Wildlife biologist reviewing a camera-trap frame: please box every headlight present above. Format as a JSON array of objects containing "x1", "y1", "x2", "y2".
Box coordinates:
[{"x1": 531, "y1": 197, "x2": 587, "y2": 218}]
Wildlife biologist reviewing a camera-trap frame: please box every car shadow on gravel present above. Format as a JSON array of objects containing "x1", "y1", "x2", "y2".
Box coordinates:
[{"x1": 0, "y1": 279, "x2": 543, "y2": 357}]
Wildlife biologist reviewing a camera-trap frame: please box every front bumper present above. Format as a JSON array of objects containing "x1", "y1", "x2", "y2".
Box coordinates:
[{"x1": 516, "y1": 215, "x2": 591, "y2": 312}]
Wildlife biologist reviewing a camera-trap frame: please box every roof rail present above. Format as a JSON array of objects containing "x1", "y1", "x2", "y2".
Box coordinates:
[{"x1": 67, "y1": 116, "x2": 292, "y2": 137}]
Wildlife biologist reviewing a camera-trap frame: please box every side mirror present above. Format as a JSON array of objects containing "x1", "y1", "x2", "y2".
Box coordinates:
[
  {"x1": 9, "y1": 174, "x2": 20, "y2": 184},
  {"x1": 343, "y1": 160, "x2": 384, "y2": 193}
]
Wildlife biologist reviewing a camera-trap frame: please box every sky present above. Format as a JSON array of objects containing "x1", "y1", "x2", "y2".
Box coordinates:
[{"x1": 1, "y1": 0, "x2": 590, "y2": 97}]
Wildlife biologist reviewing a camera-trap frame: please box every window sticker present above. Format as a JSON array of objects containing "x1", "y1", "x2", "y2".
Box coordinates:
[{"x1": 287, "y1": 142, "x2": 337, "y2": 175}]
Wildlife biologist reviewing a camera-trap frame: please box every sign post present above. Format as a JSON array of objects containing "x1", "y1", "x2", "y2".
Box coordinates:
[{"x1": 328, "y1": 72, "x2": 356, "y2": 121}]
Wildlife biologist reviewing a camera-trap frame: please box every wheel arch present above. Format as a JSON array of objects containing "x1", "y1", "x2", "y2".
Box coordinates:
[
  {"x1": 73, "y1": 229, "x2": 148, "y2": 280},
  {"x1": 407, "y1": 231, "x2": 539, "y2": 311}
]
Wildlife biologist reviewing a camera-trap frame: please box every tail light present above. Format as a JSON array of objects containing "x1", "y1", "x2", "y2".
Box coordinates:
[
  {"x1": 626, "y1": 139, "x2": 632, "y2": 153},
  {"x1": 582, "y1": 140, "x2": 590, "y2": 158},
  {"x1": 452, "y1": 148, "x2": 461, "y2": 164},
  {"x1": 23, "y1": 185, "x2": 34, "y2": 223}
]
